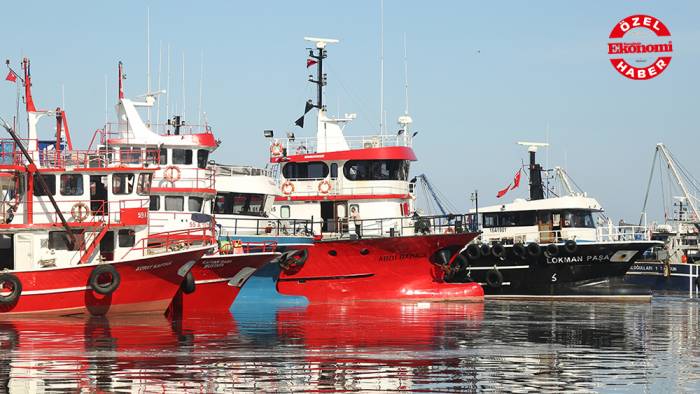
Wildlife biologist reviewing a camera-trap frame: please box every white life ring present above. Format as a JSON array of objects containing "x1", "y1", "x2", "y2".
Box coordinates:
[
  {"x1": 318, "y1": 179, "x2": 331, "y2": 194},
  {"x1": 281, "y1": 181, "x2": 295, "y2": 195},
  {"x1": 163, "y1": 166, "x2": 181, "y2": 183},
  {"x1": 270, "y1": 141, "x2": 284, "y2": 157}
]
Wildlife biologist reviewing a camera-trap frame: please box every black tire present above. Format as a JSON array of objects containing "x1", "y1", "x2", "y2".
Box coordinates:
[
  {"x1": 435, "y1": 248, "x2": 452, "y2": 266},
  {"x1": 486, "y1": 269, "x2": 503, "y2": 288},
  {"x1": 513, "y1": 243, "x2": 527, "y2": 259},
  {"x1": 286, "y1": 249, "x2": 309, "y2": 268},
  {"x1": 0, "y1": 273, "x2": 21, "y2": 305},
  {"x1": 491, "y1": 243, "x2": 506, "y2": 259},
  {"x1": 181, "y1": 272, "x2": 196, "y2": 294},
  {"x1": 479, "y1": 244, "x2": 491, "y2": 258},
  {"x1": 466, "y1": 243, "x2": 481, "y2": 260},
  {"x1": 545, "y1": 243, "x2": 559, "y2": 257},
  {"x1": 453, "y1": 254, "x2": 468, "y2": 271},
  {"x1": 527, "y1": 243, "x2": 541, "y2": 257},
  {"x1": 564, "y1": 240, "x2": 577, "y2": 254},
  {"x1": 89, "y1": 264, "x2": 120, "y2": 296}
]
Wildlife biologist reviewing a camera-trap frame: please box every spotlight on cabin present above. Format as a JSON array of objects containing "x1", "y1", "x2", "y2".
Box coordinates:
[
  {"x1": 263, "y1": 129, "x2": 274, "y2": 138},
  {"x1": 287, "y1": 132, "x2": 295, "y2": 141}
]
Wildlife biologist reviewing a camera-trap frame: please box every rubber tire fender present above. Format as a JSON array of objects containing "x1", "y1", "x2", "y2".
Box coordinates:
[
  {"x1": 466, "y1": 243, "x2": 481, "y2": 260},
  {"x1": 564, "y1": 239, "x2": 578, "y2": 254},
  {"x1": 89, "y1": 264, "x2": 121, "y2": 296},
  {"x1": 545, "y1": 243, "x2": 560, "y2": 257},
  {"x1": 513, "y1": 243, "x2": 527, "y2": 259},
  {"x1": 491, "y1": 242, "x2": 506, "y2": 259},
  {"x1": 181, "y1": 271, "x2": 196, "y2": 294},
  {"x1": 486, "y1": 269, "x2": 504, "y2": 288},
  {"x1": 0, "y1": 273, "x2": 22, "y2": 305},
  {"x1": 526, "y1": 243, "x2": 541, "y2": 257}
]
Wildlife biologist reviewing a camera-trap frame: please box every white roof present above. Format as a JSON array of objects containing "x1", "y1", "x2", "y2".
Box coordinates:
[{"x1": 471, "y1": 195, "x2": 603, "y2": 214}]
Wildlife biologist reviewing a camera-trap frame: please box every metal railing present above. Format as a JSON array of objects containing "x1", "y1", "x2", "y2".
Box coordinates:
[
  {"x1": 271, "y1": 133, "x2": 413, "y2": 158},
  {"x1": 100, "y1": 122, "x2": 213, "y2": 143},
  {"x1": 126, "y1": 227, "x2": 215, "y2": 258},
  {"x1": 277, "y1": 178, "x2": 410, "y2": 197}
]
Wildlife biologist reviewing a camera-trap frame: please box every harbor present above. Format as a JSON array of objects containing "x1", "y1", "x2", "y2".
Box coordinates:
[{"x1": 0, "y1": 1, "x2": 699, "y2": 392}]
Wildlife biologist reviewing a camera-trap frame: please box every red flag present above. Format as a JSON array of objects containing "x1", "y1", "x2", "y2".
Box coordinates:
[
  {"x1": 511, "y1": 169, "x2": 521, "y2": 190},
  {"x1": 497, "y1": 184, "x2": 511, "y2": 198},
  {"x1": 306, "y1": 59, "x2": 318, "y2": 68},
  {"x1": 5, "y1": 70, "x2": 17, "y2": 83}
]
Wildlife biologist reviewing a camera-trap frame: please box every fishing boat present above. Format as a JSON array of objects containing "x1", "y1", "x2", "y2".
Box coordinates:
[
  {"x1": 91, "y1": 62, "x2": 281, "y2": 314},
  {"x1": 624, "y1": 143, "x2": 700, "y2": 295},
  {"x1": 453, "y1": 142, "x2": 662, "y2": 300},
  {"x1": 231, "y1": 37, "x2": 483, "y2": 302},
  {"x1": 0, "y1": 59, "x2": 213, "y2": 316}
]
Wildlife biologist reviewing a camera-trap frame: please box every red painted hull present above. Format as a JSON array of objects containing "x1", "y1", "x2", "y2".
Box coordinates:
[
  {"x1": 0, "y1": 247, "x2": 209, "y2": 316},
  {"x1": 172, "y1": 252, "x2": 279, "y2": 315},
  {"x1": 277, "y1": 233, "x2": 484, "y2": 302}
]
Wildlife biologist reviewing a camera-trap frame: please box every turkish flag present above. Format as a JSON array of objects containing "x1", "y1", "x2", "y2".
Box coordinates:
[
  {"x1": 497, "y1": 184, "x2": 511, "y2": 198},
  {"x1": 306, "y1": 59, "x2": 318, "y2": 68},
  {"x1": 5, "y1": 70, "x2": 17, "y2": 83},
  {"x1": 511, "y1": 169, "x2": 521, "y2": 190}
]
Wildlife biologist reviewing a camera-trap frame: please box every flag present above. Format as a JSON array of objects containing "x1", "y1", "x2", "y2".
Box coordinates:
[
  {"x1": 306, "y1": 59, "x2": 317, "y2": 68},
  {"x1": 304, "y1": 100, "x2": 314, "y2": 114},
  {"x1": 5, "y1": 70, "x2": 17, "y2": 83},
  {"x1": 295, "y1": 115, "x2": 304, "y2": 128},
  {"x1": 497, "y1": 184, "x2": 511, "y2": 198},
  {"x1": 511, "y1": 169, "x2": 521, "y2": 190}
]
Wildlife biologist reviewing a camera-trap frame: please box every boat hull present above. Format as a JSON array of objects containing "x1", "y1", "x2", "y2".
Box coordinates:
[
  {"x1": 0, "y1": 248, "x2": 208, "y2": 316},
  {"x1": 170, "y1": 252, "x2": 280, "y2": 315},
  {"x1": 277, "y1": 233, "x2": 484, "y2": 302},
  {"x1": 451, "y1": 241, "x2": 658, "y2": 300},
  {"x1": 623, "y1": 261, "x2": 700, "y2": 293}
]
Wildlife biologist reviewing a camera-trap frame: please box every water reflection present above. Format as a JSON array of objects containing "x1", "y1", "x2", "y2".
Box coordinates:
[{"x1": 0, "y1": 298, "x2": 698, "y2": 392}]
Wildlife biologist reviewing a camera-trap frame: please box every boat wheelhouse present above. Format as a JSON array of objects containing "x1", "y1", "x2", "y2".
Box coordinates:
[
  {"x1": 239, "y1": 37, "x2": 483, "y2": 302},
  {"x1": 0, "y1": 59, "x2": 213, "y2": 315}
]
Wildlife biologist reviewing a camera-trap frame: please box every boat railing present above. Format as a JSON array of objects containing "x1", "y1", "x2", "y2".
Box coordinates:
[
  {"x1": 214, "y1": 164, "x2": 273, "y2": 178},
  {"x1": 153, "y1": 166, "x2": 215, "y2": 191},
  {"x1": 278, "y1": 177, "x2": 410, "y2": 197},
  {"x1": 41, "y1": 198, "x2": 149, "y2": 226},
  {"x1": 271, "y1": 133, "x2": 413, "y2": 158},
  {"x1": 100, "y1": 122, "x2": 214, "y2": 143},
  {"x1": 217, "y1": 240, "x2": 278, "y2": 254},
  {"x1": 217, "y1": 217, "x2": 315, "y2": 237},
  {"x1": 596, "y1": 225, "x2": 650, "y2": 242},
  {"x1": 125, "y1": 227, "x2": 215, "y2": 258}
]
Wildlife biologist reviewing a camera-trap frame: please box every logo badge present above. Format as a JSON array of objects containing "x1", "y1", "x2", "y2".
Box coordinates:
[{"x1": 608, "y1": 15, "x2": 672, "y2": 80}]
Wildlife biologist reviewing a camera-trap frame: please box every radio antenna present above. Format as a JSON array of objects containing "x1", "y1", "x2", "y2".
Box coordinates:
[{"x1": 379, "y1": 0, "x2": 385, "y2": 135}]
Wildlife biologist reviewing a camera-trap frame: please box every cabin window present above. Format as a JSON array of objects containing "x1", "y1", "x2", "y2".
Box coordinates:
[
  {"x1": 213, "y1": 192, "x2": 266, "y2": 216},
  {"x1": 188, "y1": 197, "x2": 203, "y2": 212},
  {"x1": 160, "y1": 148, "x2": 168, "y2": 165},
  {"x1": 482, "y1": 211, "x2": 536, "y2": 228},
  {"x1": 343, "y1": 160, "x2": 410, "y2": 181},
  {"x1": 118, "y1": 229, "x2": 136, "y2": 247},
  {"x1": 280, "y1": 205, "x2": 290, "y2": 219},
  {"x1": 149, "y1": 196, "x2": 160, "y2": 211},
  {"x1": 112, "y1": 173, "x2": 135, "y2": 195},
  {"x1": 120, "y1": 147, "x2": 142, "y2": 164},
  {"x1": 33, "y1": 174, "x2": 56, "y2": 196},
  {"x1": 49, "y1": 230, "x2": 84, "y2": 251},
  {"x1": 172, "y1": 149, "x2": 193, "y2": 165},
  {"x1": 562, "y1": 211, "x2": 595, "y2": 228},
  {"x1": 197, "y1": 150, "x2": 209, "y2": 169},
  {"x1": 282, "y1": 162, "x2": 329, "y2": 179},
  {"x1": 145, "y1": 148, "x2": 159, "y2": 165},
  {"x1": 165, "y1": 196, "x2": 184, "y2": 211},
  {"x1": 330, "y1": 163, "x2": 338, "y2": 178},
  {"x1": 60, "y1": 174, "x2": 83, "y2": 196},
  {"x1": 136, "y1": 173, "x2": 153, "y2": 196}
]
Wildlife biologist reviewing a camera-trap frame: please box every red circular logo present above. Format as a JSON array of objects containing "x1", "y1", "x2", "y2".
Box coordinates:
[{"x1": 608, "y1": 15, "x2": 672, "y2": 80}]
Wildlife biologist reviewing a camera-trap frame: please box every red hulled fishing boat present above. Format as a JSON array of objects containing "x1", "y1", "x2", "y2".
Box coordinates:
[
  {"x1": 94, "y1": 62, "x2": 279, "y2": 314},
  {"x1": 243, "y1": 37, "x2": 484, "y2": 302},
  {"x1": 0, "y1": 59, "x2": 213, "y2": 316}
]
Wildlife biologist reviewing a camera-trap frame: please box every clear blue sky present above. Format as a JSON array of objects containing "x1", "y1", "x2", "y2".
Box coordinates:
[{"x1": 1, "y1": 0, "x2": 697, "y2": 223}]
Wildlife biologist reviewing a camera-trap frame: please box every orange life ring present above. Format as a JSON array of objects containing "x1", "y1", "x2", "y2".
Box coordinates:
[
  {"x1": 163, "y1": 166, "x2": 181, "y2": 183},
  {"x1": 270, "y1": 141, "x2": 284, "y2": 157},
  {"x1": 318, "y1": 179, "x2": 331, "y2": 194},
  {"x1": 281, "y1": 180, "x2": 295, "y2": 195},
  {"x1": 444, "y1": 227, "x2": 455, "y2": 234},
  {"x1": 71, "y1": 202, "x2": 90, "y2": 222}
]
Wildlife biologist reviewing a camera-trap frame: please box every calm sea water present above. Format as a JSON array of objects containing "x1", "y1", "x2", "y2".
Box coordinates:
[{"x1": 1, "y1": 297, "x2": 699, "y2": 393}]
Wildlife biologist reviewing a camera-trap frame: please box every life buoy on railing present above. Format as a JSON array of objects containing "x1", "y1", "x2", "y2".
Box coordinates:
[
  {"x1": 70, "y1": 202, "x2": 90, "y2": 222},
  {"x1": 318, "y1": 179, "x2": 331, "y2": 194},
  {"x1": 163, "y1": 166, "x2": 181, "y2": 183},
  {"x1": 270, "y1": 141, "x2": 284, "y2": 157},
  {"x1": 281, "y1": 180, "x2": 295, "y2": 196}
]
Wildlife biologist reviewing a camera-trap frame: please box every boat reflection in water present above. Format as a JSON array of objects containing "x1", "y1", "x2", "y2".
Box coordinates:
[{"x1": 1, "y1": 299, "x2": 700, "y2": 392}]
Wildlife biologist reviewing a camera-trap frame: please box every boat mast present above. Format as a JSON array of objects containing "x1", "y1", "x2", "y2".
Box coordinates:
[
  {"x1": 656, "y1": 143, "x2": 700, "y2": 221},
  {"x1": 304, "y1": 37, "x2": 338, "y2": 110},
  {"x1": 517, "y1": 141, "x2": 549, "y2": 201}
]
